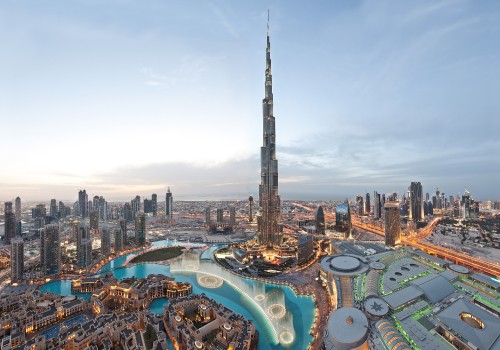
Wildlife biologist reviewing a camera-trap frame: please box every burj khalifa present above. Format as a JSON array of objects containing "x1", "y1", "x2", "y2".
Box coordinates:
[{"x1": 257, "y1": 17, "x2": 283, "y2": 248}]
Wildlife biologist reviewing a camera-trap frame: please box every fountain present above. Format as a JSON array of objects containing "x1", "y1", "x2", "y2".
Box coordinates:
[{"x1": 170, "y1": 249, "x2": 296, "y2": 347}]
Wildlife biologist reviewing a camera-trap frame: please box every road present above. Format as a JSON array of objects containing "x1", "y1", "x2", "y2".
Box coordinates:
[{"x1": 352, "y1": 219, "x2": 500, "y2": 279}]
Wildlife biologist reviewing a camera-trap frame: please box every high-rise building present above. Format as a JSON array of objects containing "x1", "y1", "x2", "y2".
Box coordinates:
[
  {"x1": 462, "y1": 190, "x2": 471, "y2": 219},
  {"x1": 365, "y1": 193, "x2": 371, "y2": 214},
  {"x1": 229, "y1": 206, "x2": 236, "y2": 226},
  {"x1": 384, "y1": 202, "x2": 400, "y2": 247},
  {"x1": 409, "y1": 182, "x2": 424, "y2": 221},
  {"x1": 119, "y1": 219, "x2": 127, "y2": 245},
  {"x1": 152, "y1": 193, "x2": 157, "y2": 216},
  {"x1": 14, "y1": 197, "x2": 21, "y2": 220},
  {"x1": 50, "y1": 199, "x2": 58, "y2": 219},
  {"x1": 131, "y1": 195, "x2": 141, "y2": 219},
  {"x1": 80, "y1": 239, "x2": 92, "y2": 268},
  {"x1": 41, "y1": 224, "x2": 61, "y2": 275},
  {"x1": 99, "y1": 196, "x2": 107, "y2": 221},
  {"x1": 373, "y1": 191, "x2": 381, "y2": 219},
  {"x1": 123, "y1": 203, "x2": 133, "y2": 222},
  {"x1": 33, "y1": 204, "x2": 46, "y2": 218},
  {"x1": 76, "y1": 224, "x2": 91, "y2": 268},
  {"x1": 315, "y1": 206, "x2": 325, "y2": 235},
  {"x1": 59, "y1": 201, "x2": 68, "y2": 218},
  {"x1": 101, "y1": 228, "x2": 111, "y2": 256},
  {"x1": 4, "y1": 202, "x2": 16, "y2": 245},
  {"x1": 335, "y1": 202, "x2": 352, "y2": 239},
  {"x1": 436, "y1": 189, "x2": 442, "y2": 210},
  {"x1": 135, "y1": 213, "x2": 146, "y2": 246},
  {"x1": 144, "y1": 199, "x2": 153, "y2": 214},
  {"x1": 78, "y1": 189, "x2": 88, "y2": 218},
  {"x1": 166, "y1": 188, "x2": 173, "y2": 222},
  {"x1": 90, "y1": 211, "x2": 99, "y2": 231},
  {"x1": 216, "y1": 208, "x2": 224, "y2": 224},
  {"x1": 10, "y1": 237, "x2": 24, "y2": 283},
  {"x1": 248, "y1": 196, "x2": 254, "y2": 222},
  {"x1": 92, "y1": 196, "x2": 99, "y2": 213},
  {"x1": 257, "y1": 23, "x2": 282, "y2": 248},
  {"x1": 356, "y1": 195, "x2": 364, "y2": 216},
  {"x1": 114, "y1": 227, "x2": 123, "y2": 253},
  {"x1": 205, "y1": 207, "x2": 211, "y2": 226}
]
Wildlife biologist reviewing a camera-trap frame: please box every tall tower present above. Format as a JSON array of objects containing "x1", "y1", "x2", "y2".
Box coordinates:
[
  {"x1": 101, "y1": 228, "x2": 111, "y2": 256},
  {"x1": 384, "y1": 202, "x2": 400, "y2": 247},
  {"x1": 315, "y1": 206, "x2": 325, "y2": 235},
  {"x1": 41, "y1": 224, "x2": 61, "y2": 275},
  {"x1": 10, "y1": 237, "x2": 24, "y2": 283},
  {"x1": 78, "y1": 190, "x2": 88, "y2": 218},
  {"x1": 114, "y1": 227, "x2": 123, "y2": 253},
  {"x1": 205, "y1": 207, "x2": 211, "y2": 226},
  {"x1": 135, "y1": 213, "x2": 146, "y2": 246},
  {"x1": 14, "y1": 197, "x2": 21, "y2": 220},
  {"x1": 365, "y1": 193, "x2": 371, "y2": 214},
  {"x1": 356, "y1": 195, "x2": 364, "y2": 216},
  {"x1": 216, "y1": 208, "x2": 224, "y2": 224},
  {"x1": 409, "y1": 182, "x2": 424, "y2": 221},
  {"x1": 257, "y1": 14, "x2": 282, "y2": 248},
  {"x1": 77, "y1": 224, "x2": 91, "y2": 268},
  {"x1": 4, "y1": 202, "x2": 15, "y2": 245},
  {"x1": 119, "y1": 218, "x2": 127, "y2": 246},
  {"x1": 152, "y1": 193, "x2": 158, "y2": 216},
  {"x1": 229, "y1": 206, "x2": 236, "y2": 226},
  {"x1": 248, "y1": 196, "x2": 254, "y2": 222},
  {"x1": 166, "y1": 188, "x2": 173, "y2": 222}
]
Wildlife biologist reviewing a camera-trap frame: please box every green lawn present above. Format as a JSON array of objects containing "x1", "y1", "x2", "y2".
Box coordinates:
[{"x1": 130, "y1": 247, "x2": 184, "y2": 263}]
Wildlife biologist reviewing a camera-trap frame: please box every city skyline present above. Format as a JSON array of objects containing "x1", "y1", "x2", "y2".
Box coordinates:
[{"x1": 1, "y1": 1, "x2": 500, "y2": 201}]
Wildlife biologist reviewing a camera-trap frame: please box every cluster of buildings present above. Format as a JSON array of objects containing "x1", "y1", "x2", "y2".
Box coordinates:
[
  {"x1": 72, "y1": 274, "x2": 192, "y2": 313},
  {"x1": 75, "y1": 188, "x2": 173, "y2": 223},
  {"x1": 355, "y1": 185, "x2": 482, "y2": 226},
  {"x1": 319, "y1": 242, "x2": 500, "y2": 350},
  {"x1": 204, "y1": 206, "x2": 237, "y2": 233},
  {"x1": 0, "y1": 285, "x2": 87, "y2": 348},
  {"x1": 4, "y1": 188, "x2": 177, "y2": 284},
  {"x1": 165, "y1": 293, "x2": 258, "y2": 350},
  {"x1": 0, "y1": 274, "x2": 195, "y2": 350}
]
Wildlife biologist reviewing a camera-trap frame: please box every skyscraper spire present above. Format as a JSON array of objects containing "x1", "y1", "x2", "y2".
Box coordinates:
[
  {"x1": 267, "y1": 9, "x2": 270, "y2": 33},
  {"x1": 258, "y1": 12, "x2": 282, "y2": 248}
]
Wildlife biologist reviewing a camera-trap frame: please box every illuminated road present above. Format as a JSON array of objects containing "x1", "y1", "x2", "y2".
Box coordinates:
[{"x1": 352, "y1": 219, "x2": 500, "y2": 279}]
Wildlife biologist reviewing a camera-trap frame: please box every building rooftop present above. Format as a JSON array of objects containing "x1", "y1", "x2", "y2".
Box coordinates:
[
  {"x1": 410, "y1": 274, "x2": 456, "y2": 304},
  {"x1": 325, "y1": 307, "x2": 368, "y2": 350},
  {"x1": 436, "y1": 298, "x2": 500, "y2": 350},
  {"x1": 470, "y1": 273, "x2": 500, "y2": 291},
  {"x1": 383, "y1": 285, "x2": 423, "y2": 310}
]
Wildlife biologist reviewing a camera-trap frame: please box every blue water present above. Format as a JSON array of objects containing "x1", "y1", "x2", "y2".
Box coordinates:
[
  {"x1": 40, "y1": 240, "x2": 315, "y2": 349},
  {"x1": 148, "y1": 297, "x2": 169, "y2": 315},
  {"x1": 41, "y1": 314, "x2": 89, "y2": 340}
]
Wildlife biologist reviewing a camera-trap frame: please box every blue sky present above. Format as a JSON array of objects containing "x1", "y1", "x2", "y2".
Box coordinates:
[{"x1": 1, "y1": 0, "x2": 499, "y2": 201}]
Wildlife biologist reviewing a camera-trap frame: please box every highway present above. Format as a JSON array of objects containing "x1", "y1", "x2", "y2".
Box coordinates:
[
  {"x1": 352, "y1": 219, "x2": 500, "y2": 279},
  {"x1": 287, "y1": 203, "x2": 500, "y2": 278}
]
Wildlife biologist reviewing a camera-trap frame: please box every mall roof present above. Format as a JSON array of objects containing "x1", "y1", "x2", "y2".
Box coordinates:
[
  {"x1": 410, "y1": 274, "x2": 456, "y2": 304},
  {"x1": 437, "y1": 298, "x2": 500, "y2": 350},
  {"x1": 383, "y1": 285, "x2": 423, "y2": 310},
  {"x1": 470, "y1": 273, "x2": 500, "y2": 291}
]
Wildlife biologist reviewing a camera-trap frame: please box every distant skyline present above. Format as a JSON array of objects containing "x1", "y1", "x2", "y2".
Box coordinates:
[{"x1": 1, "y1": 1, "x2": 499, "y2": 202}]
